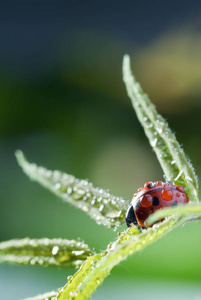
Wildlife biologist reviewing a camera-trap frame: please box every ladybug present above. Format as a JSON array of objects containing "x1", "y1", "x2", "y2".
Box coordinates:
[{"x1": 126, "y1": 181, "x2": 189, "y2": 228}]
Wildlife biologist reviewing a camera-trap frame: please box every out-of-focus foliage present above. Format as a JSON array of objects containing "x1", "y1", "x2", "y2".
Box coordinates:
[{"x1": 134, "y1": 28, "x2": 201, "y2": 110}]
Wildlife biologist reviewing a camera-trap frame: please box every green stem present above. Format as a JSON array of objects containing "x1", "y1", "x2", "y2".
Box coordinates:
[{"x1": 56, "y1": 217, "x2": 184, "y2": 300}]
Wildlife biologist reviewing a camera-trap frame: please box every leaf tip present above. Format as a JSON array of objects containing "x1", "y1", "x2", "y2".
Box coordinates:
[
  {"x1": 122, "y1": 54, "x2": 130, "y2": 74},
  {"x1": 15, "y1": 150, "x2": 26, "y2": 166},
  {"x1": 123, "y1": 53, "x2": 130, "y2": 63},
  {"x1": 15, "y1": 150, "x2": 29, "y2": 173}
]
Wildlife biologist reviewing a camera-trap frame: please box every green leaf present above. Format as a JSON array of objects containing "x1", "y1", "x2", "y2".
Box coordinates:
[
  {"x1": 0, "y1": 238, "x2": 93, "y2": 268},
  {"x1": 146, "y1": 203, "x2": 201, "y2": 226},
  {"x1": 56, "y1": 217, "x2": 184, "y2": 300},
  {"x1": 123, "y1": 55, "x2": 199, "y2": 203},
  {"x1": 15, "y1": 150, "x2": 129, "y2": 228}
]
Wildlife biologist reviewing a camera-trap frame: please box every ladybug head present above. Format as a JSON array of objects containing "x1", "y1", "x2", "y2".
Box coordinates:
[{"x1": 126, "y1": 205, "x2": 138, "y2": 227}]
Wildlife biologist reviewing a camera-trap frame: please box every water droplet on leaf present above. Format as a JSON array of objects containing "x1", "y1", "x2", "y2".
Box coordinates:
[{"x1": 52, "y1": 246, "x2": 59, "y2": 255}]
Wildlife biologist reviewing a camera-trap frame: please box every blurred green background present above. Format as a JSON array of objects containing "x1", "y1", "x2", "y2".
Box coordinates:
[{"x1": 1, "y1": 1, "x2": 201, "y2": 299}]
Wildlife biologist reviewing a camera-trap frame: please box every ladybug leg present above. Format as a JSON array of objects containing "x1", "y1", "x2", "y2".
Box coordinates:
[{"x1": 126, "y1": 205, "x2": 138, "y2": 227}]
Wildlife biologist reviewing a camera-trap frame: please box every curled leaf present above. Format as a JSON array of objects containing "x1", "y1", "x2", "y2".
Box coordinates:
[
  {"x1": 0, "y1": 238, "x2": 93, "y2": 268},
  {"x1": 146, "y1": 203, "x2": 201, "y2": 226},
  {"x1": 123, "y1": 55, "x2": 199, "y2": 203},
  {"x1": 16, "y1": 151, "x2": 128, "y2": 228}
]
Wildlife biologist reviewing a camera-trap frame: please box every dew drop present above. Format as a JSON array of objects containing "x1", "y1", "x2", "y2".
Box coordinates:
[
  {"x1": 55, "y1": 183, "x2": 61, "y2": 190},
  {"x1": 81, "y1": 180, "x2": 88, "y2": 186},
  {"x1": 77, "y1": 189, "x2": 85, "y2": 196},
  {"x1": 149, "y1": 123, "x2": 153, "y2": 128},
  {"x1": 111, "y1": 199, "x2": 116, "y2": 205},
  {"x1": 91, "y1": 260, "x2": 99, "y2": 269},
  {"x1": 155, "y1": 181, "x2": 163, "y2": 186},
  {"x1": 113, "y1": 226, "x2": 118, "y2": 232},
  {"x1": 72, "y1": 250, "x2": 85, "y2": 256},
  {"x1": 103, "y1": 198, "x2": 108, "y2": 204},
  {"x1": 176, "y1": 185, "x2": 184, "y2": 193},
  {"x1": 29, "y1": 240, "x2": 38, "y2": 247},
  {"x1": 67, "y1": 187, "x2": 72, "y2": 195},
  {"x1": 91, "y1": 199, "x2": 96, "y2": 205},
  {"x1": 67, "y1": 275, "x2": 73, "y2": 282},
  {"x1": 151, "y1": 138, "x2": 157, "y2": 147},
  {"x1": 86, "y1": 192, "x2": 92, "y2": 199},
  {"x1": 82, "y1": 205, "x2": 89, "y2": 212},
  {"x1": 161, "y1": 189, "x2": 173, "y2": 201},
  {"x1": 52, "y1": 246, "x2": 59, "y2": 255},
  {"x1": 99, "y1": 205, "x2": 104, "y2": 212},
  {"x1": 157, "y1": 127, "x2": 163, "y2": 134},
  {"x1": 141, "y1": 194, "x2": 153, "y2": 207},
  {"x1": 30, "y1": 259, "x2": 36, "y2": 265}
]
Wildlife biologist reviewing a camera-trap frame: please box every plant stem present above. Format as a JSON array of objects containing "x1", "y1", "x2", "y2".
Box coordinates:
[{"x1": 56, "y1": 217, "x2": 184, "y2": 300}]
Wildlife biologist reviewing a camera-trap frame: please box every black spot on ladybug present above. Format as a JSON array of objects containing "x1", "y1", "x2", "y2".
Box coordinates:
[
  {"x1": 172, "y1": 202, "x2": 178, "y2": 206},
  {"x1": 152, "y1": 196, "x2": 159, "y2": 206},
  {"x1": 147, "y1": 182, "x2": 154, "y2": 188}
]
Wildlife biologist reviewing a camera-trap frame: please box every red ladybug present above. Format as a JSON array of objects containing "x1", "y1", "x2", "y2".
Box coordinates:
[{"x1": 126, "y1": 181, "x2": 189, "y2": 228}]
